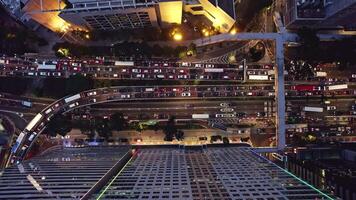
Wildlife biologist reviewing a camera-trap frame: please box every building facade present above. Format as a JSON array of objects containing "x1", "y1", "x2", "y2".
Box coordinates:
[
  {"x1": 284, "y1": 0, "x2": 356, "y2": 30},
  {"x1": 59, "y1": 0, "x2": 236, "y2": 32}
]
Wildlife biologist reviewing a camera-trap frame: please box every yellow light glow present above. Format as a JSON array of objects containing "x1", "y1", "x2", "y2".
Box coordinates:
[
  {"x1": 230, "y1": 28, "x2": 237, "y2": 35},
  {"x1": 204, "y1": 31, "x2": 209, "y2": 37},
  {"x1": 85, "y1": 34, "x2": 90, "y2": 39},
  {"x1": 173, "y1": 33, "x2": 183, "y2": 41},
  {"x1": 158, "y1": 1, "x2": 183, "y2": 26},
  {"x1": 202, "y1": 28, "x2": 207, "y2": 33}
]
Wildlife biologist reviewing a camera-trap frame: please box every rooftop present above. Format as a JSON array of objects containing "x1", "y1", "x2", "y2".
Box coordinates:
[{"x1": 0, "y1": 146, "x2": 333, "y2": 199}]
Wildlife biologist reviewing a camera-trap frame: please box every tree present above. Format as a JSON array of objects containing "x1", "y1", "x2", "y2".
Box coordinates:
[
  {"x1": 109, "y1": 112, "x2": 126, "y2": 131},
  {"x1": 223, "y1": 137, "x2": 230, "y2": 144},
  {"x1": 77, "y1": 119, "x2": 94, "y2": 135},
  {"x1": 65, "y1": 74, "x2": 93, "y2": 95},
  {"x1": 297, "y1": 27, "x2": 320, "y2": 60},
  {"x1": 163, "y1": 116, "x2": 177, "y2": 141},
  {"x1": 175, "y1": 130, "x2": 184, "y2": 141},
  {"x1": 152, "y1": 123, "x2": 160, "y2": 133},
  {"x1": 94, "y1": 117, "x2": 112, "y2": 140},
  {"x1": 46, "y1": 114, "x2": 72, "y2": 137}
]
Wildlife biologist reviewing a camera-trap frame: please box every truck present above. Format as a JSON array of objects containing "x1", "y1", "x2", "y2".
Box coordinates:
[
  {"x1": 114, "y1": 61, "x2": 134, "y2": 66},
  {"x1": 316, "y1": 71, "x2": 327, "y2": 77},
  {"x1": 327, "y1": 84, "x2": 348, "y2": 91},
  {"x1": 248, "y1": 75, "x2": 269, "y2": 80},
  {"x1": 204, "y1": 68, "x2": 224, "y2": 73},
  {"x1": 21, "y1": 101, "x2": 32, "y2": 108},
  {"x1": 192, "y1": 114, "x2": 210, "y2": 119},
  {"x1": 25, "y1": 113, "x2": 43, "y2": 131},
  {"x1": 37, "y1": 61, "x2": 56, "y2": 70},
  {"x1": 292, "y1": 85, "x2": 316, "y2": 91},
  {"x1": 303, "y1": 106, "x2": 323, "y2": 112},
  {"x1": 11, "y1": 132, "x2": 26, "y2": 153}
]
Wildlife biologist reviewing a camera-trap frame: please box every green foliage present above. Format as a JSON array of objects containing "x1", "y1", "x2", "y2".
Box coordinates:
[
  {"x1": 94, "y1": 117, "x2": 112, "y2": 140},
  {"x1": 297, "y1": 27, "x2": 320, "y2": 61},
  {"x1": 46, "y1": 114, "x2": 72, "y2": 137},
  {"x1": 0, "y1": 77, "x2": 31, "y2": 95},
  {"x1": 223, "y1": 137, "x2": 230, "y2": 144},
  {"x1": 163, "y1": 116, "x2": 177, "y2": 141},
  {"x1": 77, "y1": 119, "x2": 94, "y2": 135},
  {"x1": 52, "y1": 41, "x2": 188, "y2": 58},
  {"x1": 109, "y1": 112, "x2": 127, "y2": 131},
  {"x1": 175, "y1": 130, "x2": 184, "y2": 141},
  {"x1": 65, "y1": 74, "x2": 93, "y2": 95}
]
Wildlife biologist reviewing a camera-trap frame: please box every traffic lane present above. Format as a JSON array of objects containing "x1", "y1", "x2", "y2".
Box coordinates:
[
  {"x1": 0, "y1": 104, "x2": 43, "y2": 115},
  {"x1": 91, "y1": 99, "x2": 267, "y2": 109},
  {"x1": 0, "y1": 111, "x2": 28, "y2": 130},
  {"x1": 288, "y1": 98, "x2": 355, "y2": 111}
]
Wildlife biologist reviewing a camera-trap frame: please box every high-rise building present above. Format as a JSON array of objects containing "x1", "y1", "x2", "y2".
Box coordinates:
[
  {"x1": 20, "y1": 0, "x2": 236, "y2": 33},
  {"x1": 284, "y1": 0, "x2": 356, "y2": 30},
  {"x1": 0, "y1": 145, "x2": 335, "y2": 199}
]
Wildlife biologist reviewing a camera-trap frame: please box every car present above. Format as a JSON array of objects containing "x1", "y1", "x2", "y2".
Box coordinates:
[
  {"x1": 327, "y1": 106, "x2": 336, "y2": 110},
  {"x1": 134, "y1": 138, "x2": 142, "y2": 143},
  {"x1": 28, "y1": 132, "x2": 37, "y2": 141},
  {"x1": 256, "y1": 112, "x2": 266, "y2": 117},
  {"x1": 181, "y1": 92, "x2": 191, "y2": 97},
  {"x1": 68, "y1": 102, "x2": 79, "y2": 108},
  {"x1": 220, "y1": 108, "x2": 234, "y2": 112},
  {"x1": 118, "y1": 138, "x2": 129, "y2": 143},
  {"x1": 220, "y1": 102, "x2": 230, "y2": 107},
  {"x1": 121, "y1": 94, "x2": 131, "y2": 99},
  {"x1": 87, "y1": 91, "x2": 97, "y2": 96},
  {"x1": 198, "y1": 137, "x2": 207, "y2": 141}
]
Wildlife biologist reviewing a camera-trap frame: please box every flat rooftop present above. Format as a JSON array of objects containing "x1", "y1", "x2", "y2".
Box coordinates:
[
  {"x1": 0, "y1": 146, "x2": 333, "y2": 200},
  {"x1": 0, "y1": 146, "x2": 130, "y2": 199},
  {"x1": 296, "y1": 0, "x2": 326, "y2": 19},
  {"x1": 98, "y1": 147, "x2": 332, "y2": 200}
]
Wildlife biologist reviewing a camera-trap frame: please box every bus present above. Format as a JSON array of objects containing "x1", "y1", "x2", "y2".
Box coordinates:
[{"x1": 64, "y1": 94, "x2": 81, "y2": 103}]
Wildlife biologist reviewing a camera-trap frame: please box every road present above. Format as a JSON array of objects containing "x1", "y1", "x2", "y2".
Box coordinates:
[{"x1": 0, "y1": 110, "x2": 28, "y2": 130}]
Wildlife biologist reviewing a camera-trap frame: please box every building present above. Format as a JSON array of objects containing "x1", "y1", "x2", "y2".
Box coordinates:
[
  {"x1": 0, "y1": 145, "x2": 335, "y2": 199},
  {"x1": 287, "y1": 143, "x2": 356, "y2": 200},
  {"x1": 0, "y1": 146, "x2": 131, "y2": 199},
  {"x1": 184, "y1": 0, "x2": 236, "y2": 33},
  {"x1": 20, "y1": 0, "x2": 72, "y2": 32},
  {"x1": 284, "y1": 0, "x2": 356, "y2": 30},
  {"x1": 20, "y1": 0, "x2": 236, "y2": 33}
]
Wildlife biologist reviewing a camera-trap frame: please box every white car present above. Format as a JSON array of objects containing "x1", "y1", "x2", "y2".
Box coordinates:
[
  {"x1": 87, "y1": 91, "x2": 97, "y2": 96},
  {"x1": 121, "y1": 94, "x2": 131, "y2": 99},
  {"x1": 220, "y1": 103, "x2": 230, "y2": 107},
  {"x1": 69, "y1": 102, "x2": 79, "y2": 108},
  {"x1": 181, "y1": 92, "x2": 191, "y2": 97},
  {"x1": 327, "y1": 106, "x2": 336, "y2": 110},
  {"x1": 220, "y1": 108, "x2": 234, "y2": 112}
]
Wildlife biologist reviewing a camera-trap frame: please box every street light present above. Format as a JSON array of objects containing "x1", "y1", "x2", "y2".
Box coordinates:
[
  {"x1": 230, "y1": 28, "x2": 237, "y2": 35},
  {"x1": 173, "y1": 32, "x2": 183, "y2": 41}
]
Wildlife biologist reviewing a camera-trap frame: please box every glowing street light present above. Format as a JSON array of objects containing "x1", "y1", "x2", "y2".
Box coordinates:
[
  {"x1": 85, "y1": 34, "x2": 90, "y2": 39},
  {"x1": 173, "y1": 32, "x2": 183, "y2": 41},
  {"x1": 230, "y1": 28, "x2": 237, "y2": 35}
]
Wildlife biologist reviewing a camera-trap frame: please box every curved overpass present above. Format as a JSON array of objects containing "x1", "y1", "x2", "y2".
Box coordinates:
[{"x1": 8, "y1": 85, "x2": 277, "y2": 165}]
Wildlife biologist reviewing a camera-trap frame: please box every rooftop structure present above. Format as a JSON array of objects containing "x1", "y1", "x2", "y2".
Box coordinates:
[
  {"x1": 0, "y1": 145, "x2": 334, "y2": 199},
  {"x1": 20, "y1": 0, "x2": 235, "y2": 33},
  {"x1": 284, "y1": 0, "x2": 356, "y2": 30},
  {"x1": 0, "y1": 146, "x2": 130, "y2": 199},
  {"x1": 99, "y1": 146, "x2": 332, "y2": 199},
  {"x1": 287, "y1": 144, "x2": 356, "y2": 200}
]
